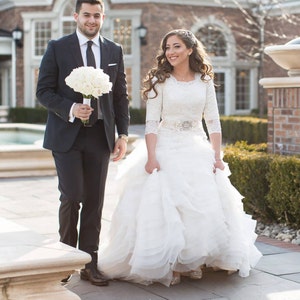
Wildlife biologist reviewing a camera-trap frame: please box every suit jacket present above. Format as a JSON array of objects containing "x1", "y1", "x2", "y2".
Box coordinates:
[{"x1": 36, "y1": 32, "x2": 129, "y2": 153}]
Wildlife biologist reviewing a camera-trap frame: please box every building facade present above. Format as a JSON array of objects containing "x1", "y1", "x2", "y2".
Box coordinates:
[{"x1": 0, "y1": 0, "x2": 299, "y2": 116}]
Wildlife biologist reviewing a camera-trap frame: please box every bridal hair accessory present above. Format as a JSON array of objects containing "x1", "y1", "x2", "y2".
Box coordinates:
[{"x1": 176, "y1": 29, "x2": 197, "y2": 45}]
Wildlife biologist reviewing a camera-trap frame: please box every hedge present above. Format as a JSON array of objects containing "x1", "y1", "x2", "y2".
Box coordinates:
[{"x1": 224, "y1": 142, "x2": 300, "y2": 227}]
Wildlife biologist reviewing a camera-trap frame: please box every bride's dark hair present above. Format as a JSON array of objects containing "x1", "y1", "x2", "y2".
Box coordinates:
[{"x1": 142, "y1": 29, "x2": 214, "y2": 100}]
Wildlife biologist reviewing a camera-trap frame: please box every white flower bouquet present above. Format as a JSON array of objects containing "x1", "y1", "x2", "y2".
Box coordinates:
[
  {"x1": 65, "y1": 66, "x2": 112, "y2": 125},
  {"x1": 65, "y1": 66, "x2": 112, "y2": 98}
]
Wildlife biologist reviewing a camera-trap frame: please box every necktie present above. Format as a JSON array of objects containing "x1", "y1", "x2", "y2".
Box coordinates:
[
  {"x1": 86, "y1": 40, "x2": 98, "y2": 125},
  {"x1": 86, "y1": 40, "x2": 96, "y2": 68}
]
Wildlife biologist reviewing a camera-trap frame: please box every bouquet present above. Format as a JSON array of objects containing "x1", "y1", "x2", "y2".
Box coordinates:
[{"x1": 65, "y1": 66, "x2": 112, "y2": 125}]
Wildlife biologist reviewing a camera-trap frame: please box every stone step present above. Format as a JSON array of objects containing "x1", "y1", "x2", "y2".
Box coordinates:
[
  {"x1": 0, "y1": 148, "x2": 52, "y2": 159},
  {"x1": 0, "y1": 217, "x2": 90, "y2": 300},
  {"x1": 0, "y1": 148, "x2": 56, "y2": 178}
]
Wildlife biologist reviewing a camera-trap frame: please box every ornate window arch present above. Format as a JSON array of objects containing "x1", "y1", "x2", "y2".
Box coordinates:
[
  {"x1": 192, "y1": 17, "x2": 257, "y2": 115},
  {"x1": 60, "y1": 0, "x2": 77, "y2": 36},
  {"x1": 195, "y1": 25, "x2": 227, "y2": 57}
]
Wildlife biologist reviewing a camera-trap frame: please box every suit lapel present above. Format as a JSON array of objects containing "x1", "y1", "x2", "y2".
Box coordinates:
[
  {"x1": 99, "y1": 36, "x2": 109, "y2": 72},
  {"x1": 99, "y1": 36, "x2": 110, "y2": 116}
]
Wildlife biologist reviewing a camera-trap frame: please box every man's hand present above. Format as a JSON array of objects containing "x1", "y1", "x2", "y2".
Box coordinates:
[
  {"x1": 112, "y1": 138, "x2": 127, "y2": 161},
  {"x1": 73, "y1": 103, "x2": 93, "y2": 121}
]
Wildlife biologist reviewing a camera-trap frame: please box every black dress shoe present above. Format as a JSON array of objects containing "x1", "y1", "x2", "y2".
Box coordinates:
[
  {"x1": 61, "y1": 274, "x2": 72, "y2": 286},
  {"x1": 80, "y1": 268, "x2": 109, "y2": 286}
]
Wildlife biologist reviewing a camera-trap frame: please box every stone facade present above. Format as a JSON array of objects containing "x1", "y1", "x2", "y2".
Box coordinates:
[{"x1": 0, "y1": 5, "x2": 53, "y2": 106}]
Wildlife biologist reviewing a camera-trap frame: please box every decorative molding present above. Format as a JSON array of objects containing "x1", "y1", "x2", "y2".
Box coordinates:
[
  {"x1": 110, "y1": 0, "x2": 247, "y2": 7},
  {"x1": 0, "y1": 0, "x2": 53, "y2": 11},
  {"x1": 259, "y1": 77, "x2": 300, "y2": 89}
]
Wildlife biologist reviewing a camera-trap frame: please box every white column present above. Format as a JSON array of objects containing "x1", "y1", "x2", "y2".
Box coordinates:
[{"x1": 11, "y1": 38, "x2": 17, "y2": 108}]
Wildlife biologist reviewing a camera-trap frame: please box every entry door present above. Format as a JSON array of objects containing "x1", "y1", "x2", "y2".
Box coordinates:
[{"x1": 0, "y1": 64, "x2": 10, "y2": 106}]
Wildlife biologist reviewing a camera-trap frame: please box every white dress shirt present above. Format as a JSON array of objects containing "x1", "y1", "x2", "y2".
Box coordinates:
[{"x1": 69, "y1": 30, "x2": 102, "y2": 122}]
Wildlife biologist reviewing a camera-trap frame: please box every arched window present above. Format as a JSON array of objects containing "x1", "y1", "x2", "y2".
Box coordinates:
[
  {"x1": 62, "y1": 0, "x2": 76, "y2": 36},
  {"x1": 113, "y1": 18, "x2": 132, "y2": 55},
  {"x1": 195, "y1": 25, "x2": 227, "y2": 57}
]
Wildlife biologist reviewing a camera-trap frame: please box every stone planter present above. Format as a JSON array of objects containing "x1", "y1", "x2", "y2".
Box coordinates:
[
  {"x1": 260, "y1": 38, "x2": 300, "y2": 155},
  {"x1": 264, "y1": 37, "x2": 300, "y2": 77}
]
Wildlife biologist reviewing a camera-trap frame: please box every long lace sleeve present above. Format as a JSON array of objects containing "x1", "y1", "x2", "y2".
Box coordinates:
[
  {"x1": 145, "y1": 120, "x2": 159, "y2": 135},
  {"x1": 145, "y1": 82, "x2": 163, "y2": 135},
  {"x1": 204, "y1": 79, "x2": 221, "y2": 134}
]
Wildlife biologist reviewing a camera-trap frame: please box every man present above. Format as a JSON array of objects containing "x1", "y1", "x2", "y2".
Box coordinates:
[{"x1": 36, "y1": 0, "x2": 129, "y2": 286}]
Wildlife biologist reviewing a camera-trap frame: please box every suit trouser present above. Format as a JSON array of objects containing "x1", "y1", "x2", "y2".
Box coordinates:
[{"x1": 52, "y1": 120, "x2": 110, "y2": 266}]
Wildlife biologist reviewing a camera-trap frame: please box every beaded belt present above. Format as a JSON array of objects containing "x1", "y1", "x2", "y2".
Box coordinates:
[{"x1": 161, "y1": 120, "x2": 202, "y2": 131}]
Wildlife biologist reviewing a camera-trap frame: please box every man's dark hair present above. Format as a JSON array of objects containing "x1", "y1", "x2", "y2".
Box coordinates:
[{"x1": 75, "y1": 0, "x2": 104, "y2": 13}]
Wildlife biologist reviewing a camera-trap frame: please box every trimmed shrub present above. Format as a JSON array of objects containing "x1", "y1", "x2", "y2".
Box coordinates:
[
  {"x1": 224, "y1": 142, "x2": 274, "y2": 222},
  {"x1": 221, "y1": 116, "x2": 267, "y2": 144},
  {"x1": 129, "y1": 107, "x2": 146, "y2": 124},
  {"x1": 266, "y1": 156, "x2": 300, "y2": 227},
  {"x1": 8, "y1": 107, "x2": 47, "y2": 124}
]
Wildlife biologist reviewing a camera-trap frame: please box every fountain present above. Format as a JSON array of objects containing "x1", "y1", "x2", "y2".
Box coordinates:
[{"x1": 0, "y1": 123, "x2": 56, "y2": 178}]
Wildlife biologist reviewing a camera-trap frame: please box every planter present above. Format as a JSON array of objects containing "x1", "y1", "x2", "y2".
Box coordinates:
[{"x1": 264, "y1": 37, "x2": 300, "y2": 77}]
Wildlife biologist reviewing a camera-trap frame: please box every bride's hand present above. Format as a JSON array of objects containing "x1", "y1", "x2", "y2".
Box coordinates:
[
  {"x1": 213, "y1": 159, "x2": 225, "y2": 173},
  {"x1": 145, "y1": 158, "x2": 160, "y2": 174}
]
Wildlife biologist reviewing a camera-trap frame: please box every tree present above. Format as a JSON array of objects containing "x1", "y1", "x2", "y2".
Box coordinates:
[{"x1": 215, "y1": 0, "x2": 300, "y2": 116}]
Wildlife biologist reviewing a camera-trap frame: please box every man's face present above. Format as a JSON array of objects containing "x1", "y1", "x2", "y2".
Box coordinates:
[{"x1": 74, "y1": 3, "x2": 105, "y2": 39}]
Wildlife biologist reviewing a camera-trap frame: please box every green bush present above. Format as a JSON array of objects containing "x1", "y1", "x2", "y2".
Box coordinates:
[
  {"x1": 8, "y1": 107, "x2": 47, "y2": 124},
  {"x1": 221, "y1": 116, "x2": 267, "y2": 144},
  {"x1": 129, "y1": 107, "x2": 146, "y2": 124},
  {"x1": 224, "y1": 142, "x2": 300, "y2": 227},
  {"x1": 9, "y1": 107, "x2": 147, "y2": 125},
  {"x1": 224, "y1": 142, "x2": 274, "y2": 222},
  {"x1": 266, "y1": 156, "x2": 300, "y2": 226}
]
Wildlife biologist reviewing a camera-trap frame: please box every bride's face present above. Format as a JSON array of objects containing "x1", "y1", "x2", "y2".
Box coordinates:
[{"x1": 165, "y1": 35, "x2": 192, "y2": 68}]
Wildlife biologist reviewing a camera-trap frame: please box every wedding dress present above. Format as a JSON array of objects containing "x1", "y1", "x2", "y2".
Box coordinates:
[{"x1": 98, "y1": 74, "x2": 262, "y2": 287}]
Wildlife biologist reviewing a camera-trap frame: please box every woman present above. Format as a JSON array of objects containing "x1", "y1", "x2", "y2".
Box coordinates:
[{"x1": 98, "y1": 29, "x2": 262, "y2": 286}]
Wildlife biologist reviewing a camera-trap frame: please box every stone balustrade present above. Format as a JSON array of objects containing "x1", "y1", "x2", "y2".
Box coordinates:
[{"x1": 0, "y1": 218, "x2": 90, "y2": 300}]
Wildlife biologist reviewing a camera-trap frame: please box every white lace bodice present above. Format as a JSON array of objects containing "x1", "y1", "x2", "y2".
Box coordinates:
[{"x1": 145, "y1": 74, "x2": 221, "y2": 136}]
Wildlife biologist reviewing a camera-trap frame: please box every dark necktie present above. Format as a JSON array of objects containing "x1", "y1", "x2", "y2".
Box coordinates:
[
  {"x1": 86, "y1": 40, "x2": 96, "y2": 68},
  {"x1": 86, "y1": 40, "x2": 98, "y2": 124}
]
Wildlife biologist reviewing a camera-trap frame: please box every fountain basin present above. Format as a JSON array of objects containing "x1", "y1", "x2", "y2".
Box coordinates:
[
  {"x1": 0, "y1": 123, "x2": 56, "y2": 178},
  {"x1": 0, "y1": 123, "x2": 139, "y2": 178},
  {"x1": 0, "y1": 123, "x2": 44, "y2": 147}
]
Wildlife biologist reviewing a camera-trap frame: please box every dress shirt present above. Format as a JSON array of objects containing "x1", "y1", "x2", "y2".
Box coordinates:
[{"x1": 69, "y1": 30, "x2": 102, "y2": 122}]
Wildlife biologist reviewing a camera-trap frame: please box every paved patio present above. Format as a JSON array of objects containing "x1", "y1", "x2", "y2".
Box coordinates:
[{"x1": 0, "y1": 125, "x2": 300, "y2": 299}]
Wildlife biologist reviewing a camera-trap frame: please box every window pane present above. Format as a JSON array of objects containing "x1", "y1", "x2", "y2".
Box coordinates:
[
  {"x1": 35, "y1": 21, "x2": 51, "y2": 56},
  {"x1": 113, "y1": 19, "x2": 132, "y2": 55},
  {"x1": 236, "y1": 69, "x2": 250, "y2": 110},
  {"x1": 196, "y1": 25, "x2": 227, "y2": 57},
  {"x1": 125, "y1": 67, "x2": 132, "y2": 103},
  {"x1": 63, "y1": 21, "x2": 76, "y2": 35},
  {"x1": 215, "y1": 72, "x2": 225, "y2": 115},
  {"x1": 62, "y1": 0, "x2": 76, "y2": 35}
]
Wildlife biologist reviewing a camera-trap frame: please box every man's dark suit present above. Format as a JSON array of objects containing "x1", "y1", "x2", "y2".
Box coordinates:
[{"x1": 36, "y1": 32, "x2": 129, "y2": 266}]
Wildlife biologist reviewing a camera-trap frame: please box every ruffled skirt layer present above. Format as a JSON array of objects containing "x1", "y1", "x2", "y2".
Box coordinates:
[{"x1": 98, "y1": 130, "x2": 262, "y2": 286}]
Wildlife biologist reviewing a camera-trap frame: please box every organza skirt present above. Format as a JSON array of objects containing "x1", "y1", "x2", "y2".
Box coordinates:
[{"x1": 98, "y1": 129, "x2": 262, "y2": 286}]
